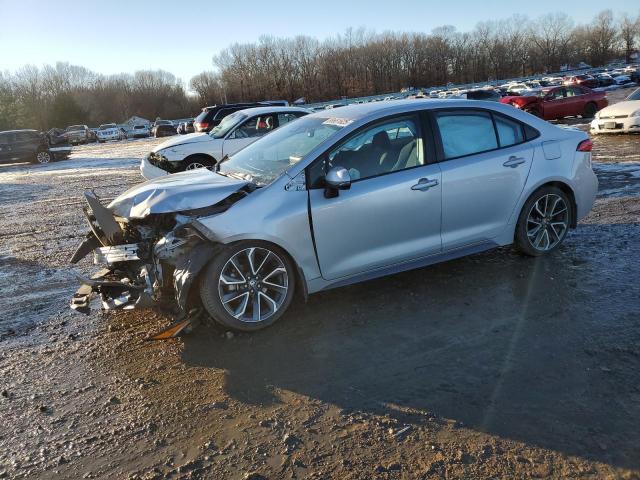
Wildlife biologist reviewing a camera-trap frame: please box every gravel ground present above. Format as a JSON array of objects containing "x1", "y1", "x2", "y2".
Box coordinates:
[{"x1": 0, "y1": 89, "x2": 639, "y2": 479}]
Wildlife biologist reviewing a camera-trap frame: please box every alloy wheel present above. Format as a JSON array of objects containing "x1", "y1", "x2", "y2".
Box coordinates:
[
  {"x1": 526, "y1": 194, "x2": 569, "y2": 251},
  {"x1": 36, "y1": 151, "x2": 51, "y2": 164},
  {"x1": 185, "y1": 162, "x2": 205, "y2": 170},
  {"x1": 218, "y1": 247, "x2": 289, "y2": 323}
]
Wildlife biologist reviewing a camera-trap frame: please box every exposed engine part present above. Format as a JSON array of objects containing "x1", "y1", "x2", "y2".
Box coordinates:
[{"x1": 94, "y1": 244, "x2": 141, "y2": 266}]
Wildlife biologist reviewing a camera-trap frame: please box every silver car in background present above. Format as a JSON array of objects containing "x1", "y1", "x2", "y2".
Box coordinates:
[{"x1": 70, "y1": 100, "x2": 597, "y2": 334}]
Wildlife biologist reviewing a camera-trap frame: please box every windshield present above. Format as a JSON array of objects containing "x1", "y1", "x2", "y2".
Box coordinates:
[
  {"x1": 99, "y1": 124, "x2": 116, "y2": 130},
  {"x1": 209, "y1": 112, "x2": 246, "y2": 139},
  {"x1": 218, "y1": 116, "x2": 346, "y2": 186},
  {"x1": 626, "y1": 88, "x2": 640, "y2": 101}
]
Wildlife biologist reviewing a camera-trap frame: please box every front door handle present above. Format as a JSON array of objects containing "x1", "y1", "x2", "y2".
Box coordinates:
[
  {"x1": 503, "y1": 156, "x2": 526, "y2": 168},
  {"x1": 411, "y1": 178, "x2": 439, "y2": 191}
]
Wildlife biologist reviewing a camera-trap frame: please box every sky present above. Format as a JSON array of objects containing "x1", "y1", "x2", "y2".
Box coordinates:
[{"x1": 1, "y1": 0, "x2": 638, "y2": 86}]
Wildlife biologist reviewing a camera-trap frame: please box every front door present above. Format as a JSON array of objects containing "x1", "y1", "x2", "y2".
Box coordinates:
[
  {"x1": 223, "y1": 114, "x2": 277, "y2": 157},
  {"x1": 543, "y1": 87, "x2": 570, "y2": 119},
  {"x1": 433, "y1": 109, "x2": 534, "y2": 249},
  {"x1": 309, "y1": 115, "x2": 442, "y2": 280}
]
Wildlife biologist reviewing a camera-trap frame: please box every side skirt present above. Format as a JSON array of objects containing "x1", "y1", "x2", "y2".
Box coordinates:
[{"x1": 308, "y1": 241, "x2": 499, "y2": 293}]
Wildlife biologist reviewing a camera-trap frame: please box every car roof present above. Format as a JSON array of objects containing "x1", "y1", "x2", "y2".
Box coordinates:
[
  {"x1": 235, "y1": 106, "x2": 310, "y2": 116},
  {"x1": 304, "y1": 99, "x2": 525, "y2": 122}
]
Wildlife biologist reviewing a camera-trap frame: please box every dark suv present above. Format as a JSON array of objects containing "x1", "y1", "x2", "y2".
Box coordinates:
[
  {"x1": 0, "y1": 129, "x2": 71, "y2": 165},
  {"x1": 193, "y1": 101, "x2": 288, "y2": 132}
]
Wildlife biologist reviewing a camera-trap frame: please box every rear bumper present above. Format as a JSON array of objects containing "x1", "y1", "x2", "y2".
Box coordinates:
[
  {"x1": 140, "y1": 155, "x2": 169, "y2": 180},
  {"x1": 590, "y1": 117, "x2": 640, "y2": 134}
]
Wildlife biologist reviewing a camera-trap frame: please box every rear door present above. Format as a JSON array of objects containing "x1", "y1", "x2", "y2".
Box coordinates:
[{"x1": 433, "y1": 109, "x2": 534, "y2": 250}]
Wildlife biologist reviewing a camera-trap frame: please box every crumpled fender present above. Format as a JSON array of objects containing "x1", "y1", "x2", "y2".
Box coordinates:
[{"x1": 172, "y1": 242, "x2": 220, "y2": 310}]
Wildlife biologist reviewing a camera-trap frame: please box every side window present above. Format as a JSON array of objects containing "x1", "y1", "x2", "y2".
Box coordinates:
[
  {"x1": 548, "y1": 88, "x2": 565, "y2": 100},
  {"x1": 567, "y1": 87, "x2": 584, "y2": 97},
  {"x1": 435, "y1": 111, "x2": 498, "y2": 160},
  {"x1": 277, "y1": 112, "x2": 303, "y2": 126},
  {"x1": 15, "y1": 132, "x2": 35, "y2": 142},
  {"x1": 325, "y1": 117, "x2": 422, "y2": 181},
  {"x1": 494, "y1": 114, "x2": 524, "y2": 147},
  {"x1": 234, "y1": 115, "x2": 276, "y2": 138}
]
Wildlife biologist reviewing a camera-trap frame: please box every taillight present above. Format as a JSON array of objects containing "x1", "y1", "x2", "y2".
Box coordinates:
[
  {"x1": 577, "y1": 139, "x2": 593, "y2": 152},
  {"x1": 196, "y1": 122, "x2": 209, "y2": 129}
]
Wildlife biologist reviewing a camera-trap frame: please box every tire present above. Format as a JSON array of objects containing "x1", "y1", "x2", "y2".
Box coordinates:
[
  {"x1": 515, "y1": 186, "x2": 573, "y2": 257},
  {"x1": 199, "y1": 241, "x2": 297, "y2": 332},
  {"x1": 33, "y1": 150, "x2": 52, "y2": 164},
  {"x1": 182, "y1": 155, "x2": 215, "y2": 172},
  {"x1": 583, "y1": 102, "x2": 597, "y2": 119}
]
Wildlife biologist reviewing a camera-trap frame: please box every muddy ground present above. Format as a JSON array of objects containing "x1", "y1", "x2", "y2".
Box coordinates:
[{"x1": 1, "y1": 89, "x2": 639, "y2": 479}]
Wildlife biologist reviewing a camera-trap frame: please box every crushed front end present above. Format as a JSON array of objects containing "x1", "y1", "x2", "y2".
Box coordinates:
[{"x1": 69, "y1": 190, "x2": 230, "y2": 317}]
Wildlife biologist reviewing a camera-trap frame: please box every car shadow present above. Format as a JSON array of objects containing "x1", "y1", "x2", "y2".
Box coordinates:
[{"x1": 181, "y1": 222, "x2": 640, "y2": 470}]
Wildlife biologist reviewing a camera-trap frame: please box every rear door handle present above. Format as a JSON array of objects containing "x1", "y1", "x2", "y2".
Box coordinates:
[
  {"x1": 411, "y1": 178, "x2": 439, "y2": 191},
  {"x1": 503, "y1": 156, "x2": 526, "y2": 168}
]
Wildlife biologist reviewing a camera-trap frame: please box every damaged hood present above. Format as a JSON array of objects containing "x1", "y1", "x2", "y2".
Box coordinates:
[
  {"x1": 108, "y1": 169, "x2": 250, "y2": 219},
  {"x1": 152, "y1": 132, "x2": 212, "y2": 152}
]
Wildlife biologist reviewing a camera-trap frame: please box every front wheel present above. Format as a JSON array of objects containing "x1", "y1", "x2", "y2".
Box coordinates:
[
  {"x1": 183, "y1": 155, "x2": 214, "y2": 172},
  {"x1": 34, "y1": 150, "x2": 52, "y2": 164},
  {"x1": 515, "y1": 186, "x2": 572, "y2": 256},
  {"x1": 583, "y1": 102, "x2": 597, "y2": 119},
  {"x1": 199, "y1": 242, "x2": 296, "y2": 331}
]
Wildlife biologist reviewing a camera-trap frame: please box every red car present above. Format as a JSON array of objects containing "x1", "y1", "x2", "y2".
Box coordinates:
[
  {"x1": 563, "y1": 75, "x2": 599, "y2": 89},
  {"x1": 500, "y1": 86, "x2": 608, "y2": 120}
]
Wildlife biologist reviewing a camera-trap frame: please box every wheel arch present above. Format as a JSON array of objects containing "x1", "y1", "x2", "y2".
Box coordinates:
[
  {"x1": 520, "y1": 180, "x2": 578, "y2": 229},
  {"x1": 182, "y1": 153, "x2": 217, "y2": 165}
]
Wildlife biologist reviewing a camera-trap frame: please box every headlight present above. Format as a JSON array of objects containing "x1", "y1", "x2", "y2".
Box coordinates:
[
  {"x1": 594, "y1": 111, "x2": 600, "y2": 119},
  {"x1": 631, "y1": 110, "x2": 640, "y2": 118},
  {"x1": 512, "y1": 103, "x2": 521, "y2": 109}
]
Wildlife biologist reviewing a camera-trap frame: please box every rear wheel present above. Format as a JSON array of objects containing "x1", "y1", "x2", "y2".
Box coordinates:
[
  {"x1": 515, "y1": 186, "x2": 572, "y2": 256},
  {"x1": 523, "y1": 107, "x2": 541, "y2": 117},
  {"x1": 199, "y1": 242, "x2": 296, "y2": 331},
  {"x1": 583, "y1": 102, "x2": 597, "y2": 119}
]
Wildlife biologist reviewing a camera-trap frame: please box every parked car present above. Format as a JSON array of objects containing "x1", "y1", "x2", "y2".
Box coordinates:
[
  {"x1": 501, "y1": 86, "x2": 607, "y2": 120},
  {"x1": 97, "y1": 124, "x2": 126, "y2": 142},
  {"x1": 194, "y1": 101, "x2": 289, "y2": 133},
  {"x1": 612, "y1": 75, "x2": 633, "y2": 86},
  {"x1": 0, "y1": 129, "x2": 70, "y2": 164},
  {"x1": 177, "y1": 121, "x2": 194, "y2": 135},
  {"x1": 151, "y1": 120, "x2": 176, "y2": 138},
  {"x1": 70, "y1": 99, "x2": 597, "y2": 333},
  {"x1": 504, "y1": 83, "x2": 533, "y2": 96},
  {"x1": 464, "y1": 89, "x2": 501, "y2": 101},
  {"x1": 141, "y1": 107, "x2": 310, "y2": 179},
  {"x1": 595, "y1": 73, "x2": 616, "y2": 88},
  {"x1": 45, "y1": 128, "x2": 72, "y2": 160},
  {"x1": 64, "y1": 125, "x2": 91, "y2": 145},
  {"x1": 132, "y1": 125, "x2": 151, "y2": 138},
  {"x1": 563, "y1": 75, "x2": 599, "y2": 89},
  {"x1": 590, "y1": 88, "x2": 640, "y2": 134}
]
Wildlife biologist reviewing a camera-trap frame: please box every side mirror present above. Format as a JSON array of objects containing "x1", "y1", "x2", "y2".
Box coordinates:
[{"x1": 324, "y1": 166, "x2": 351, "y2": 198}]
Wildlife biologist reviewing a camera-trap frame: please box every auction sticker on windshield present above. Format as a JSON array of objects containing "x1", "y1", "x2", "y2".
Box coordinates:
[{"x1": 322, "y1": 117, "x2": 354, "y2": 127}]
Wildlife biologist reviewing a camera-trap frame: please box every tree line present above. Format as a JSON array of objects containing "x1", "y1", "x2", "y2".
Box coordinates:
[{"x1": 1, "y1": 9, "x2": 638, "y2": 132}]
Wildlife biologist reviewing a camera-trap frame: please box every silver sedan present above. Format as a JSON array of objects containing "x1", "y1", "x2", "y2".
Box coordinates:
[{"x1": 70, "y1": 100, "x2": 598, "y2": 333}]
